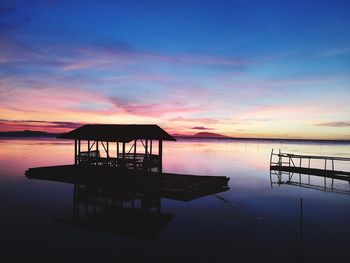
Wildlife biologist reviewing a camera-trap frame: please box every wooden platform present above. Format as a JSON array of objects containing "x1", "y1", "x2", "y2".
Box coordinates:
[
  {"x1": 25, "y1": 165, "x2": 230, "y2": 201},
  {"x1": 270, "y1": 149, "x2": 350, "y2": 180}
]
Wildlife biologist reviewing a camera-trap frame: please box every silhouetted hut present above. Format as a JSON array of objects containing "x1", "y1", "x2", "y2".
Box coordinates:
[{"x1": 57, "y1": 124, "x2": 176, "y2": 172}]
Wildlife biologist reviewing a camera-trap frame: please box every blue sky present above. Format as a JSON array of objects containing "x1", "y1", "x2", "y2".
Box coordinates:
[{"x1": 1, "y1": 0, "x2": 350, "y2": 139}]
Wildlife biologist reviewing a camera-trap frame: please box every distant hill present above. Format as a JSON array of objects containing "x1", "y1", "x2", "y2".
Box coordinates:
[
  {"x1": 174, "y1": 132, "x2": 230, "y2": 139},
  {"x1": 0, "y1": 130, "x2": 59, "y2": 138},
  {"x1": 192, "y1": 132, "x2": 230, "y2": 138}
]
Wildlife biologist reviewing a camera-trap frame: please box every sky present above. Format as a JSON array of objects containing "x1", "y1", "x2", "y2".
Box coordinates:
[{"x1": 0, "y1": 0, "x2": 350, "y2": 139}]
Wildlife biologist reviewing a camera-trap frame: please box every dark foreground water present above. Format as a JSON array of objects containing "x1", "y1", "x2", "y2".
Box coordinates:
[{"x1": 0, "y1": 138, "x2": 350, "y2": 262}]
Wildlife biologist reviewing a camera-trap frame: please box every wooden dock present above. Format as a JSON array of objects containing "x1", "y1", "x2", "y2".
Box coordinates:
[
  {"x1": 270, "y1": 149, "x2": 350, "y2": 194},
  {"x1": 25, "y1": 165, "x2": 230, "y2": 201},
  {"x1": 270, "y1": 149, "x2": 350, "y2": 179}
]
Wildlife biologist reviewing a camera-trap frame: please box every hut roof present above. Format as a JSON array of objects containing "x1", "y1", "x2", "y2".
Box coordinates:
[{"x1": 57, "y1": 124, "x2": 176, "y2": 142}]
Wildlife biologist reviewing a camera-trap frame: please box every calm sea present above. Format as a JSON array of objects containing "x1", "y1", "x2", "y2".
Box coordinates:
[{"x1": 0, "y1": 138, "x2": 350, "y2": 262}]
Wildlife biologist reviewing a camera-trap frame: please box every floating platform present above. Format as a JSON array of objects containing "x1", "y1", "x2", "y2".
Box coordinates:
[{"x1": 25, "y1": 165, "x2": 230, "y2": 202}]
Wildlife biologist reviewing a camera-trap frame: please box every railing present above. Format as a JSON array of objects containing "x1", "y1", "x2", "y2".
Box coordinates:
[
  {"x1": 270, "y1": 149, "x2": 350, "y2": 195},
  {"x1": 77, "y1": 151, "x2": 160, "y2": 170},
  {"x1": 270, "y1": 149, "x2": 350, "y2": 172}
]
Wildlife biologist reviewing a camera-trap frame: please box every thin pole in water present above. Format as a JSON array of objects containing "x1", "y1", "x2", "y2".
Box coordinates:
[{"x1": 300, "y1": 198, "x2": 303, "y2": 262}]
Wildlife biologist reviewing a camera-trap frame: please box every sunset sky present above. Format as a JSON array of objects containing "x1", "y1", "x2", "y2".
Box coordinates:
[{"x1": 1, "y1": 0, "x2": 350, "y2": 139}]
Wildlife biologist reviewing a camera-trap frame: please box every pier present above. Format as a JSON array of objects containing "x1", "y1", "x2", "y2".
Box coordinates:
[
  {"x1": 25, "y1": 165, "x2": 230, "y2": 202},
  {"x1": 25, "y1": 124, "x2": 230, "y2": 203},
  {"x1": 270, "y1": 149, "x2": 350, "y2": 194}
]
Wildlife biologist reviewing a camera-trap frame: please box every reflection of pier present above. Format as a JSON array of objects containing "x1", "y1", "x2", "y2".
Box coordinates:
[
  {"x1": 57, "y1": 184, "x2": 173, "y2": 240},
  {"x1": 270, "y1": 149, "x2": 350, "y2": 194},
  {"x1": 26, "y1": 166, "x2": 229, "y2": 239}
]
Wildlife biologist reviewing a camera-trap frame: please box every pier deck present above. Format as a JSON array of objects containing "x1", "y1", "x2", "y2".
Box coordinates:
[
  {"x1": 25, "y1": 165, "x2": 230, "y2": 201},
  {"x1": 270, "y1": 149, "x2": 350, "y2": 179}
]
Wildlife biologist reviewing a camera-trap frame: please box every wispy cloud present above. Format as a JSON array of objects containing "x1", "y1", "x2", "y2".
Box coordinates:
[
  {"x1": 315, "y1": 121, "x2": 350, "y2": 127},
  {"x1": 0, "y1": 119, "x2": 84, "y2": 132},
  {"x1": 169, "y1": 116, "x2": 219, "y2": 125}
]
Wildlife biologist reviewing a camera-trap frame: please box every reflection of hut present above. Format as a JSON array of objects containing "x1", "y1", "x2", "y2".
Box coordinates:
[
  {"x1": 58, "y1": 124, "x2": 176, "y2": 172},
  {"x1": 56, "y1": 184, "x2": 173, "y2": 240}
]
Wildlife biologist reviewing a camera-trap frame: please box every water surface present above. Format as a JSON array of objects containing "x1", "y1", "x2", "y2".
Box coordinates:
[{"x1": 1, "y1": 138, "x2": 350, "y2": 262}]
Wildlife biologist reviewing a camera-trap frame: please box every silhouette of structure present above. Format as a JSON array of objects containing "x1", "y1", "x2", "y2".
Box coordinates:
[
  {"x1": 57, "y1": 124, "x2": 176, "y2": 172},
  {"x1": 25, "y1": 124, "x2": 230, "y2": 238},
  {"x1": 270, "y1": 149, "x2": 350, "y2": 194},
  {"x1": 26, "y1": 165, "x2": 229, "y2": 239},
  {"x1": 25, "y1": 165, "x2": 230, "y2": 201},
  {"x1": 56, "y1": 184, "x2": 173, "y2": 239}
]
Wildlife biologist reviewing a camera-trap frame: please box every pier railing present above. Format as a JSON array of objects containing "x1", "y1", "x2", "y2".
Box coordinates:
[
  {"x1": 270, "y1": 149, "x2": 350, "y2": 175},
  {"x1": 269, "y1": 149, "x2": 350, "y2": 193}
]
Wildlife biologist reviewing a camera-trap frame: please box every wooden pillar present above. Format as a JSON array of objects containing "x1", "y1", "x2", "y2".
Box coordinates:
[
  {"x1": 78, "y1": 139, "x2": 81, "y2": 165},
  {"x1": 145, "y1": 140, "x2": 148, "y2": 155},
  {"x1": 74, "y1": 139, "x2": 77, "y2": 165},
  {"x1": 159, "y1": 140, "x2": 163, "y2": 172},
  {"x1": 96, "y1": 141, "x2": 99, "y2": 166},
  {"x1": 117, "y1": 142, "x2": 119, "y2": 157},
  {"x1": 150, "y1": 140, "x2": 152, "y2": 154},
  {"x1": 134, "y1": 139, "x2": 137, "y2": 169},
  {"x1": 107, "y1": 142, "x2": 109, "y2": 158},
  {"x1": 122, "y1": 142, "x2": 126, "y2": 167}
]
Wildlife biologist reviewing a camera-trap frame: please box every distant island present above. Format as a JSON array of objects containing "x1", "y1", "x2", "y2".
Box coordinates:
[
  {"x1": 187, "y1": 132, "x2": 230, "y2": 139},
  {"x1": 0, "y1": 130, "x2": 59, "y2": 138},
  {"x1": 0, "y1": 130, "x2": 349, "y2": 143},
  {"x1": 0, "y1": 130, "x2": 229, "y2": 139}
]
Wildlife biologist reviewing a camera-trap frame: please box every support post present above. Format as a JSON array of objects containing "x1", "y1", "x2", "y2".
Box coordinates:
[
  {"x1": 74, "y1": 139, "x2": 77, "y2": 165},
  {"x1": 107, "y1": 142, "x2": 109, "y2": 158},
  {"x1": 96, "y1": 141, "x2": 99, "y2": 166},
  {"x1": 159, "y1": 140, "x2": 163, "y2": 172},
  {"x1": 134, "y1": 139, "x2": 137, "y2": 169},
  {"x1": 88, "y1": 140, "x2": 90, "y2": 162},
  {"x1": 78, "y1": 139, "x2": 81, "y2": 165},
  {"x1": 122, "y1": 142, "x2": 126, "y2": 168}
]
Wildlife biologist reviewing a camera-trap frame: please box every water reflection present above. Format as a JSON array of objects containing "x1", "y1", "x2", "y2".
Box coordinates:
[
  {"x1": 26, "y1": 164, "x2": 230, "y2": 239},
  {"x1": 58, "y1": 184, "x2": 173, "y2": 240},
  {"x1": 270, "y1": 169, "x2": 350, "y2": 195},
  {"x1": 1, "y1": 138, "x2": 350, "y2": 262}
]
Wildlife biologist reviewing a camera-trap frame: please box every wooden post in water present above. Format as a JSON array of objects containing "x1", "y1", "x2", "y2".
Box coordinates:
[
  {"x1": 270, "y1": 149, "x2": 273, "y2": 166},
  {"x1": 300, "y1": 198, "x2": 303, "y2": 261}
]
